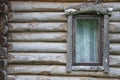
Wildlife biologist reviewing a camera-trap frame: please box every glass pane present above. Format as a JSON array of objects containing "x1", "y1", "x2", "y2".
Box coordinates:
[{"x1": 75, "y1": 19, "x2": 99, "y2": 63}]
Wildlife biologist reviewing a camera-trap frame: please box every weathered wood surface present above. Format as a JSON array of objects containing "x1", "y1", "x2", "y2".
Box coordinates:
[
  {"x1": 110, "y1": 44, "x2": 120, "y2": 55},
  {"x1": 109, "y1": 22, "x2": 120, "y2": 33},
  {"x1": 9, "y1": 22, "x2": 119, "y2": 33},
  {"x1": 8, "y1": 12, "x2": 66, "y2": 22},
  {"x1": 7, "y1": 75, "x2": 120, "y2": 80},
  {"x1": 8, "y1": 53, "x2": 66, "y2": 65},
  {"x1": 8, "y1": 53, "x2": 120, "y2": 67},
  {"x1": 7, "y1": 42, "x2": 67, "y2": 52},
  {"x1": 0, "y1": 48, "x2": 7, "y2": 59},
  {"x1": 8, "y1": 32, "x2": 66, "y2": 42},
  {"x1": 8, "y1": 12, "x2": 120, "y2": 22},
  {"x1": 7, "y1": 42, "x2": 120, "y2": 55},
  {"x1": 10, "y1": 2, "x2": 120, "y2": 12},
  {"x1": 7, "y1": 65, "x2": 120, "y2": 78},
  {"x1": 110, "y1": 34, "x2": 120, "y2": 42},
  {"x1": 8, "y1": 23, "x2": 67, "y2": 32}
]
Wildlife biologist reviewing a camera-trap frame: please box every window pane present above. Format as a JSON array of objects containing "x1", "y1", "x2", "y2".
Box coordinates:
[{"x1": 75, "y1": 19, "x2": 99, "y2": 63}]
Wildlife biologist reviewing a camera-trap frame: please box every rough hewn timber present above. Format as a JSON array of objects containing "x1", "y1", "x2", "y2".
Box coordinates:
[
  {"x1": 0, "y1": 0, "x2": 9, "y2": 80},
  {"x1": 109, "y1": 22, "x2": 120, "y2": 33},
  {"x1": 8, "y1": 32, "x2": 66, "y2": 42},
  {"x1": 7, "y1": 42, "x2": 120, "y2": 54},
  {"x1": 7, "y1": 65, "x2": 120, "y2": 78},
  {"x1": 8, "y1": 12, "x2": 120, "y2": 22},
  {"x1": 8, "y1": 12, "x2": 66, "y2": 22},
  {"x1": 8, "y1": 53, "x2": 120, "y2": 67},
  {"x1": 110, "y1": 44, "x2": 120, "y2": 55},
  {"x1": 7, "y1": 75, "x2": 120, "y2": 80},
  {"x1": 10, "y1": 2, "x2": 120, "y2": 12},
  {"x1": 9, "y1": 0, "x2": 120, "y2": 2},
  {"x1": 110, "y1": 34, "x2": 120, "y2": 43},
  {"x1": 8, "y1": 22, "x2": 119, "y2": 33},
  {"x1": 7, "y1": 42, "x2": 67, "y2": 52},
  {"x1": 8, "y1": 23, "x2": 67, "y2": 32},
  {"x1": 8, "y1": 53, "x2": 66, "y2": 65}
]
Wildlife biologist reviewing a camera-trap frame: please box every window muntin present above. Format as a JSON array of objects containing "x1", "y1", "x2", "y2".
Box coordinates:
[{"x1": 72, "y1": 15, "x2": 103, "y2": 66}]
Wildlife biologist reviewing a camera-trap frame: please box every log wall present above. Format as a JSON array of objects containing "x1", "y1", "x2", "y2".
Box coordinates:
[{"x1": 8, "y1": 1, "x2": 120, "y2": 80}]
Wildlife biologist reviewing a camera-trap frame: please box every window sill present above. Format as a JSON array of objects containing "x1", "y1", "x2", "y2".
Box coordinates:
[{"x1": 72, "y1": 66, "x2": 104, "y2": 71}]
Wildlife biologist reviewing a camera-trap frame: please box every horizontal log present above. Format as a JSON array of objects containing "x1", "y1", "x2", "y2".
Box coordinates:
[
  {"x1": 8, "y1": 53, "x2": 66, "y2": 64},
  {"x1": 109, "y1": 22, "x2": 120, "y2": 33},
  {"x1": 8, "y1": 12, "x2": 66, "y2": 22},
  {"x1": 8, "y1": 12, "x2": 120, "y2": 22},
  {"x1": 110, "y1": 12, "x2": 120, "y2": 22},
  {"x1": 8, "y1": 32, "x2": 67, "y2": 42},
  {"x1": 10, "y1": 2, "x2": 120, "y2": 12},
  {"x1": 8, "y1": 32, "x2": 120, "y2": 42},
  {"x1": 8, "y1": 22, "x2": 119, "y2": 33},
  {"x1": 8, "y1": 22, "x2": 67, "y2": 32},
  {"x1": 8, "y1": 75, "x2": 120, "y2": 80},
  {"x1": 8, "y1": 53, "x2": 120, "y2": 67},
  {"x1": 7, "y1": 42, "x2": 120, "y2": 54},
  {"x1": 110, "y1": 44, "x2": 120, "y2": 55},
  {"x1": 7, "y1": 42, "x2": 67, "y2": 52},
  {"x1": 110, "y1": 34, "x2": 120, "y2": 42},
  {"x1": 7, "y1": 65, "x2": 120, "y2": 78}
]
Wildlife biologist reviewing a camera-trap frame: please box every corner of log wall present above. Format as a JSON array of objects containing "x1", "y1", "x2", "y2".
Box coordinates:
[{"x1": 0, "y1": 0, "x2": 9, "y2": 80}]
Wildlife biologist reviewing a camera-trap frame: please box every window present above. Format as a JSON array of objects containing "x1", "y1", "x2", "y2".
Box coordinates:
[
  {"x1": 65, "y1": 3, "x2": 112, "y2": 73},
  {"x1": 72, "y1": 15, "x2": 103, "y2": 66}
]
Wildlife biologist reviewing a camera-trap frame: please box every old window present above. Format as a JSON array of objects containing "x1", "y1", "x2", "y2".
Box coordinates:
[
  {"x1": 72, "y1": 15, "x2": 103, "y2": 66},
  {"x1": 65, "y1": 3, "x2": 112, "y2": 73}
]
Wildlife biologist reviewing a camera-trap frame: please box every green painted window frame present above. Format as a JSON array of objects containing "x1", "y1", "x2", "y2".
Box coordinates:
[{"x1": 72, "y1": 15, "x2": 103, "y2": 66}]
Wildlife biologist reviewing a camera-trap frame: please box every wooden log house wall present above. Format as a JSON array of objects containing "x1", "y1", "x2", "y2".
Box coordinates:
[{"x1": 2, "y1": 0, "x2": 120, "y2": 80}]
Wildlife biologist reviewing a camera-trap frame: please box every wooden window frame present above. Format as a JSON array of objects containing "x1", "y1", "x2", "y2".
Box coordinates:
[
  {"x1": 72, "y1": 15, "x2": 103, "y2": 66},
  {"x1": 66, "y1": 14, "x2": 110, "y2": 73}
]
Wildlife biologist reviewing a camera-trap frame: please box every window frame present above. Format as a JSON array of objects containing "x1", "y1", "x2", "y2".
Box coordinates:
[{"x1": 72, "y1": 15, "x2": 103, "y2": 66}]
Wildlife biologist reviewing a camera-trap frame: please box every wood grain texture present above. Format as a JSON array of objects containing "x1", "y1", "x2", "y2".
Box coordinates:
[
  {"x1": 7, "y1": 42, "x2": 67, "y2": 52},
  {"x1": 9, "y1": 0, "x2": 120, "y2": 2},
  {"x1": 8, "y1": 23, "x2": 67, "y2": 32},
  {"x1": 8, "y1": 12, "x2": 66, "y2": 22},
  {"x1": 8, "y1": 53, "x2": 120, "y2": 67},
  {"x1": 8, "y1": 32, "x2": 66, "y2": 42},
  {"x1": 110, "y1": 44, "x2": 120, "y2": 55},
  {"x1": 8, "y1": 12, "x2": 120, "y2": 22},
  {"x1": 10, "y1": 2, "x2": 120, "y2": 12},
  {"x1": 7, "y1": 65, "x2": 120, "y2": 78},
  {"x1": 8, "y1": 75, "x2": 120, "y2": 80},
  {"x1": 110, "y1": 34, "x2": 120, "y2": 43},
  {"x1": 8, "y1": 53, "x2": 66, "y2": 65},
  {"x1": 109, "y1": 22, "x2": 120, "y2": 33}
]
